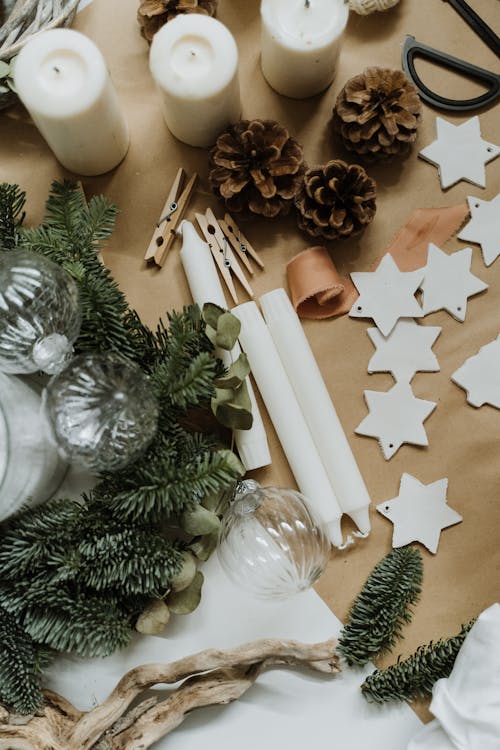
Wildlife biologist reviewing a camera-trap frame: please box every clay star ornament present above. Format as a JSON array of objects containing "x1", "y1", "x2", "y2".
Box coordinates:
[
  {"x1": 419, "y1": 116, "x2": 500, "y2": 189},
  {"x1": 452, "y1": 334, "x2": 500, "y2": 409},
  {"x1": 458, "y1": 194, "x2": 500, "y2": 267},
  {"x1": 376, "y1": 474, "x2": 463, "y2": 554},
  {"x1": 349, "y1": 254, "x2": 424, "y2": 336},
  {"x1": 355, "y1": 381, "x2": 436, "y2": 460},
  {"x1": 420, "y1": 243, "x2": 488, "y2": 322},
  {"x1": 367, "y1": 319, "x2": 441, "y2": 383}
]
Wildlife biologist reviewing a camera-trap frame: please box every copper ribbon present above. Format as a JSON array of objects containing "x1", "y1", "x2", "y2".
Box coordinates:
[{"x1": 287, "y1": 204, "x2": 469, "y2": 320}]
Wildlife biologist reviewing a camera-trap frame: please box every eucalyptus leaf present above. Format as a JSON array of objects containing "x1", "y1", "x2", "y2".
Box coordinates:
[
  {"x1": 181, "y1": 505, "x2": 221, "y2": 536},
  {"x1": 218, "y1": 449, "x2": 245, "y2": 477},
  {"x1": 0, "y1": 85, "x2": 9, "y2": 94},
  {"x1": 136, "y1": 599, "x2": 170, "y2": 635},
  {"x1": 215, "y1": 312, "x2": 241, "y2": 350},
  {"x1": 214, "y1": 352, "x2": 250, "y2": 389},
  {"x1": 215, "y1": 401, "x2": 253, "y2": 431},
  {"x1": 168, "y1": 571, "x2": 204, "y2": 615},
  {"x1": 189, "y1": 532, "x2": 219, "y2": 562},
  {"x1": 0, "y1": 61, "x2": 10, "y2": 77},
  {"x1": 170, "y1": 551, "x2": 197, "y2": 592},
  {"x1": 202, "y1": 302, "x2": 225, "y2": 329},
  {"x1": 204, "y1": 324, "x2": 218, "y2": 348}
]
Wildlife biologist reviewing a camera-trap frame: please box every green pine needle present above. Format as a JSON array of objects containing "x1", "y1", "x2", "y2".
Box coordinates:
[
  {"x1": 361, "y1": 619, "x2": 475, "y2": 703},
  {"x1": 338, "y1": 547, "x2": 423, "y2": 667},
  {"x1": 0, "y1": 183, "x2": 25, "y2": 250}
]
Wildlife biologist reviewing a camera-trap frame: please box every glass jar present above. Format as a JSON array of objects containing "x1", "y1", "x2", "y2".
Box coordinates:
[{"x1": 0, "y1": 373, "x2": 66, "y2": 521}]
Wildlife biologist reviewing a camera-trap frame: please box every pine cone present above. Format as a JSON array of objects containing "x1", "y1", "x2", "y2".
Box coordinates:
[
  {"x1": 209, "y1": 120, "x2": 306, "y2": 218},
  {"x1": 333, "y1": 68, "x2": 422, "y2": 160},
  {"x1": 138, "y1": 0, "x2": 217, "y2": 42},
  {"x1": 295, "y1": 160, "x2": 376, "y2": 241}
]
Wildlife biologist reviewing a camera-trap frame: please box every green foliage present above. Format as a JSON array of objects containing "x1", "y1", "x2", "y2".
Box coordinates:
[
  {"x1": 338, "y1": 547, "x2": 423, "y2": 667},
  {"x1": 0, "y1": 183, "x2": 25, "y2": 251},
  {"x1": 361, "y1": 620, "x2": 475, "y2": 703},
  {"x1": 0, "y1": 605, "x2": 50, "y2": 714}
]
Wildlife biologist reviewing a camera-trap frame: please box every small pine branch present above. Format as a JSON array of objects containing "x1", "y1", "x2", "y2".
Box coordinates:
[
  {"x1": 0, "y1": 183, "x2": 25, "y2": 250},
  {"x1": 338, "y1": 547, "x2": 423, "y2": 666},
  {"x1": 152, "y1": 351, "x2": 217, "y2": 410},
  {"x1": 0, "y1": 605, "x2": 50, "y2": 714},
  {"x1": 361, "y1": 619, "x2": 476, "y2": 703}
]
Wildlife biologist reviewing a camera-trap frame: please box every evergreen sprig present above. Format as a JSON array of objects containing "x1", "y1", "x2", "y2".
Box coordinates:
[
  {"x1": 338, "y1": 547, "x2": 423, "y2": 666},
  {"x1": 361, "y1": 619, "x2": 475, "y2": 703},
  {"x1": 0, "y1": 605, "x2": 51, "y2": 714}
]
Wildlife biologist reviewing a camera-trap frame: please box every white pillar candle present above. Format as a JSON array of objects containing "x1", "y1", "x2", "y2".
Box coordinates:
[
  {"x1": 233, "y1": 301, "x2": 343, "y2": 547},
  {"x1": 13, "y1": 29, "x2": 129, "y2": 176},
  {"x1": 179, "y1": 221, "x2": 271, "y2": 472},
  {"x1": 260, "y1": 0, "x2": 349, "y2": 99},
  {"x1": 260, "y1": 289, "x2": 371, "y2": 535},
  {"x1": 149, "y1": 15, "x2": 241, "y2": 148}
]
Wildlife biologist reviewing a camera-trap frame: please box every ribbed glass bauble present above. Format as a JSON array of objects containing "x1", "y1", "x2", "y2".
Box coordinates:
[
  {"x1": 44, "y1": 353, "x2": 159, "y2": 473},
  {"x1": 0, "y1": 249, "x2": 81, "y2": 375},
  {"x1": 217, "y1": 480, "x2": 331, "y2": 600}
]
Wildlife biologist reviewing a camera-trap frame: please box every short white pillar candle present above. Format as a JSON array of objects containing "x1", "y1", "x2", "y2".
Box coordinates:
[
  {"x1": 14, "y1": 29, "x2": 130, "y2": 176},
  {"x1": 149, "y1": 15, "x2": 241, "y2": 148},
  {"x1": 261, "y1": 0, "x2": 349, "y2": 99}
]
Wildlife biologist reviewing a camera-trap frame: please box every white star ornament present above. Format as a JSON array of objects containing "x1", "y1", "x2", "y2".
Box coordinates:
[
  {"x1": 377, "y1": 474, "x2": 463, "y2": 554},
  {"x1": 452, "y1": 334, "x2": 500, "y2": 409},
  {"x1": 458, "y1": 194, "x2": 500, "y2": 267},
  {"x1": 349, "y1": 254, "x2": 424, "y2": 336},
  {"x1": 367, "y1": 319, "x2": 441, "y2": 383},
  {"x1": 419, "y1": 116, "x2": 500, "y2": 189},
  {"x1": 355, "y1": 381, "x2": 436, "y2": 460},
  {"x1": 420, "y1": 243, "x2": 488, "y2": 322}
]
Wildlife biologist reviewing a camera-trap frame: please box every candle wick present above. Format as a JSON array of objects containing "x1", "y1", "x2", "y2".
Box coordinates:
[
  {"x1": 305, "y1": 0, "x2": 310, "y2": 6},
  {"x1": 53, "y1": 66, "x2": 60, "y2": 73},
  {"x1": 190, "y1": 50, "x2": 196, "y2": 57}
]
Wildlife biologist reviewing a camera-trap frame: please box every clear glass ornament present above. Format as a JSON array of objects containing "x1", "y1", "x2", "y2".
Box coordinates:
[
  {"x1": 0, "y1": 373, "x2": 66, "y2": 521},
  {"x1": 217, "y1": 480, "x2": 331, "y2": 600},
  {"x1": 44, "y1": 353, "x2": 159, "y2": 473},
  {"x1": 0, "y1": 249, "x2": 81, "y2": 375}
]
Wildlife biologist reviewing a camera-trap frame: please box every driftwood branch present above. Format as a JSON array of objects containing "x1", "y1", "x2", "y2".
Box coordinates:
[{"x1": 0, "y1": 638, "x2": 340, "y2": 750}]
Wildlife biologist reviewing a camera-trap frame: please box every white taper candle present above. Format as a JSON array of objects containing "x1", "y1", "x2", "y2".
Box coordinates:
[
  {"x1": 233, "y1": 301, "x2": 343, "y2": 547},
  {"x1": 179, "y1": 221, "x2": 271, "y2": 471},
  {"x1": 260, "y1": 289, "x2": 371, "y2": 534}
]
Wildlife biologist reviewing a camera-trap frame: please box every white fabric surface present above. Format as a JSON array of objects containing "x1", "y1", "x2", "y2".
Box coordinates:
[
  {"x1": 46, "y1": 555, "x2": 422, "y2": 748},
  {"x1": 408, "y1": 603, "x2": 500, "y2": 750}
]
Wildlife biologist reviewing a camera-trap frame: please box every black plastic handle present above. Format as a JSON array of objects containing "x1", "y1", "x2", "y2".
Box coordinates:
[
  {"x1": 443, "y1": 0, "x2": 500, "y2": 58},
  {"x1": 402, "y1": 35, "x2": 500, "y2": 113}
]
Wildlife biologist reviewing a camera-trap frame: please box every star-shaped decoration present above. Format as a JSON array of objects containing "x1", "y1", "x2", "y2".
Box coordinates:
[
  {"x1": 367, "y1": 319, "x2": 441, "y2": 383},
  {"x1": 376, "y1": 474, "x2": 463, "y2": 554},
  {"x1": 419, "y1": 116, "x2": 500, "y2": 189},
  {"x1": 420, "y1": 243, "x2": 488, "y2": 322},
  {"x1": 355, "y1": 381, "x2": 436, "y2": 460},
  {"x1": 458, "y1": 194, "x2": 500, "y2": 267},
  {"x1": 349, "y1": 254, "x2": 424, "y2": 336},
  {"x1": 452, "y1": 334, "x2": 500, "y2": 409}
]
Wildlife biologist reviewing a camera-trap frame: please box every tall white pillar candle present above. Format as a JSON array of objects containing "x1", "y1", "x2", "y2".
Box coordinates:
[
  {"x1": 179, "y1": 221, "x2": 271, "y2": 471},
  {"x1": 233, "y1": 301, "x2": 343, "y2": 547},
  {"x1": 14, "y1": 29, "x2": 129, "y2": 176},
  {"x1": 261, "y1": 289, "x2": 371, "y2": 534},
  {"x1": 149, "y1": 15, "x2": 241, "y2": 148},
  {"x1": 261, "y1": 0, "x2": 349, "y2": 99}
]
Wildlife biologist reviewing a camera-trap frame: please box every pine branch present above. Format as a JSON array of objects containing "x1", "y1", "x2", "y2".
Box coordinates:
[
  {"x1": 338, "y1": 547, "x2": 423, "y2": 666},
  {"x1": 361, "y1": 619, "x2": 475, "y2": 703},
  {"x1": 0, "y1": 183, "x2": 25, "y2": 250},
  {"x1": 0, "y1": 605, "x2": 50, "y2": 714}
]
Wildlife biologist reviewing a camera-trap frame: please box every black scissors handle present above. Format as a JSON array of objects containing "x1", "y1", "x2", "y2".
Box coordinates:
[
  {"x1": 402, "y1": 35, "x2": 500, "y2": 112},
  {"x1": 443, "y1": 0, "x2": 500, "y2": 58}
]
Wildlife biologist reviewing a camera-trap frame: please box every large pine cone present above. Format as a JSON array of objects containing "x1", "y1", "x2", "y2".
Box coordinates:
[
  {"x1": 295, "y1": 160, "x2": 376, "y2": 241},
  {"x1": 333, "y1": 68, "x2": 422, "y2": 160},
  {"x1": 209, "y1": 120, "x2": 306, "y2": 218},
  {"x1": 138, "y1": 0, "x2": 217, "y2": 42}
]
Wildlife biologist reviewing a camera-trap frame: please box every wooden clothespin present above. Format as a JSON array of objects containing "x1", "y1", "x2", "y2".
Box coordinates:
[
  {"x1": 195, "y1": 209, "x2": 254, "y2": 305},
  {"x1": 218, "y1": 213, "x2": 264, "y2": 272},
  {"x1": 144, "y1": 168, "x2": 198, "y2": 267}
]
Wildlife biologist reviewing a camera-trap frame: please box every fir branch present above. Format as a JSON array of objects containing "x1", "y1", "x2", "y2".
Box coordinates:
[
  {"x1": 338, "y1": 547, "x2": 423, "y2": 667},
  {"x1": 361, "y1": 619, "x2": 475, "y2": 703},
  {"x1": 0, "y1": 605, "x2": 50, "y2": 714},
  {"x1": 0, "y1": 183, "x2": 25, "y2": 250},
  {"x1": 152, "y1": 352, "x2": 217, "y2": 410}
]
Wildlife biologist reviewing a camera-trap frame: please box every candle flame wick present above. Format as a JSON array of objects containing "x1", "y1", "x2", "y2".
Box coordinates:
[
  {"x1": 53, "y1": 66, "x2": 60, "y2": 73},
  {"x1": 305, "y1": 0, "x2": 310, "y2": 6},
  {"x1": 190, "y1": 49, "x2": 196, "y2": 57}
]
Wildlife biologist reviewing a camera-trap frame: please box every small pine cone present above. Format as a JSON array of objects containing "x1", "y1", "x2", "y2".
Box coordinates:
[
  {"x1": 209, "y1": 120, "x2": 306, "y2": 219},
  {"x1": 295, "y1": 160, "x2": 376, "y2": 241},
  {"x1": 138, "y1": 0, "x2": 217, "y2": 42},
  {"x1": 333, "y1": 67, "x2": 422, "y2": 160}
]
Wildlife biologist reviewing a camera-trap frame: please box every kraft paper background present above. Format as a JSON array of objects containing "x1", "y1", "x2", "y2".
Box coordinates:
[{"x1": 1, "y1": 0, "x2": 499, "y2": 722}]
